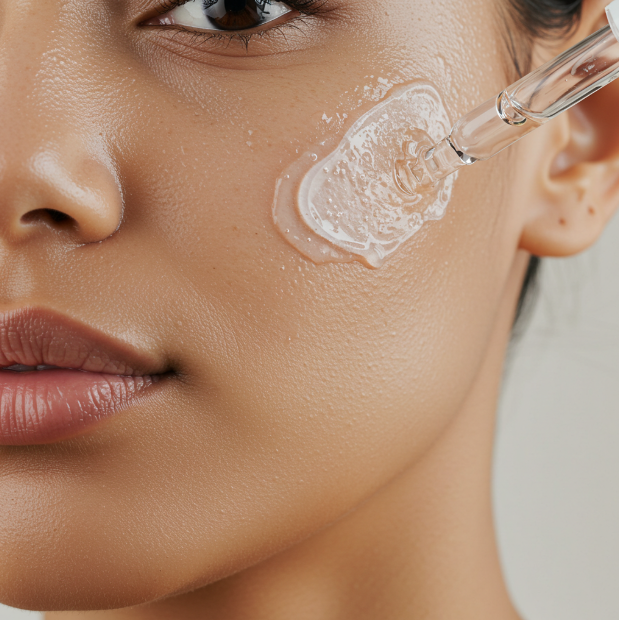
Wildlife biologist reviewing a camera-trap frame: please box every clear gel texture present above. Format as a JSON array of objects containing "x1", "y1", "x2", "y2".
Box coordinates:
[{"x1": 273, "y1": 83, "x2": 455, "y2": 269}]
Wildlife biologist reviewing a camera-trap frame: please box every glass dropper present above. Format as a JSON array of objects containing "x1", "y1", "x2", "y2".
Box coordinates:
[{"x1": 395, "y1": 0, "x2": 619, "y2": 194}]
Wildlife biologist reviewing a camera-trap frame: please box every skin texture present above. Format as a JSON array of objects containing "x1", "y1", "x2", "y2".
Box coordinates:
[{"x1": 0, "y1": 0, "x2": 618, "y2": 617}]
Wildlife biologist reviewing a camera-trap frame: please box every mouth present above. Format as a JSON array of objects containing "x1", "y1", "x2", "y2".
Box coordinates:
[{"x1": 0, "y1": 308, "x2": 168, "y2": 446}]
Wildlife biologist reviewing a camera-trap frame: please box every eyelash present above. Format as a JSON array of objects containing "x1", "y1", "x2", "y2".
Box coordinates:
[{"x1": 152, "y1": 0, "x2": 327, "y2": 47}]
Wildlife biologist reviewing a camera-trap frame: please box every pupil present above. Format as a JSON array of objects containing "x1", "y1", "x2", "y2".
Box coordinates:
[
  {"x1": 205, "y1": 0, "x2": 263, "y2": 31},
  {"x1": 225, "y1": 0, "x2": 248, "y2": 11}
]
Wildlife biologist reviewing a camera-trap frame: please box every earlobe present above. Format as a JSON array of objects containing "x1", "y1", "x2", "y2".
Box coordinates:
[{"x1": 520, "y1": 172, "x2": 613, "y2": 258}]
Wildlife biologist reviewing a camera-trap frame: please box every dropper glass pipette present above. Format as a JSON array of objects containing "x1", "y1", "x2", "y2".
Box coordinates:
[{"x1": 395, "y1": 0, "x2": 619, "y2": 195}]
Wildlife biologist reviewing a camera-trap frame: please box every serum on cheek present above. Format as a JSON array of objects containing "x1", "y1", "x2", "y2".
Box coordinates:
[{"x1": 273, "y1": 83, "x2": 455, "y2": 269}]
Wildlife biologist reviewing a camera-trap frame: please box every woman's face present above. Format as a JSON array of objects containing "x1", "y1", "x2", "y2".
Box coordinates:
[{"x1": 0, "y1": 0, "x2": 524, "y2": 609}]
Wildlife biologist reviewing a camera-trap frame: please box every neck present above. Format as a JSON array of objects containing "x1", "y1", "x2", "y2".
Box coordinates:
[{"x1": 48, "y1": 254, "x2": 529, "y2": 620}]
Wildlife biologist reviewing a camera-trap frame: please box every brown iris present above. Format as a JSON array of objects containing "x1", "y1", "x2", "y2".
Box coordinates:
[{"x1": 205, "y1": 0, "x2": 266, "y2": 31}]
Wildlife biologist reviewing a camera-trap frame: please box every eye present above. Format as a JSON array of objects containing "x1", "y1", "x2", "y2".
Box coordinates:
[{"x1": 152, "y1": 0, "x2": 293, "y2": 32}]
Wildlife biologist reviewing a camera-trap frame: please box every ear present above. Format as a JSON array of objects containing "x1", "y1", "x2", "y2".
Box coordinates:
[{"x1": 519, "y1": 0, "x2": 619, "y2": 258}]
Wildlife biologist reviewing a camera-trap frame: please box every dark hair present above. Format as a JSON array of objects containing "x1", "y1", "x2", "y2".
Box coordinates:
[{"x1": 508, "y1": 0, "x2": 583, "y2": 326}]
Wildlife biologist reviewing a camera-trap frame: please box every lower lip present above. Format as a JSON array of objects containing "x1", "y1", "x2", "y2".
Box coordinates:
[{"x1": 0, "y1": 370, "x2": 159, "y2": 445}]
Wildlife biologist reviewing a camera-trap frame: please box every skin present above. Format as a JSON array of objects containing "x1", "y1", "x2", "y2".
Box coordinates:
[{"x1": 0, "y1": 0, "x2": 618, "y2": 617}]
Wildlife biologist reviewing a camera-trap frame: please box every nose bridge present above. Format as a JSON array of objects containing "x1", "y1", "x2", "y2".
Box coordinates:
[
  {"x1": 0, "y1": 0, "x2": 124, "y2": 244},
  {"x1": 0, "y1": 0, "x2": 91, "y2": 152}
]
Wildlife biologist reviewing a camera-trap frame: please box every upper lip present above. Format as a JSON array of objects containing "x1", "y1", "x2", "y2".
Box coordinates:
[{"x1": 0, "y1": 308, "x2": 167, "y2": 377}]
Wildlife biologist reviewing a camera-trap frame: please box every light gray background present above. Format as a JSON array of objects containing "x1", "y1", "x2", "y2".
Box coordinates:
[
  {"x1": 2, "y1": 215, "x2": 619, "y2": 620},
  {"x1": 494, "y1": 210, "x2": 619, "y2": 620}
]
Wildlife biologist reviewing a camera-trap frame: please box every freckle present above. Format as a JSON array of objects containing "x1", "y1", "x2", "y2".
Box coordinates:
[
  {"x1": 559, "y1": 218, "x2": 567, "y2": 225},
  {"x1": 588, "y1": 206, "x2": 596, "y2": 215}
]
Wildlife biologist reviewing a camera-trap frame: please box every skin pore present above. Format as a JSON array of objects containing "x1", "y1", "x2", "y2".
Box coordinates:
[{"x1": 0, "y1": 0, "x2": 619, "y2": 618}]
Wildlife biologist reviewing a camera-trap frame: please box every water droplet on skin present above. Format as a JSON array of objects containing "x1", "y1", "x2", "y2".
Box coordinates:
[{"x1": 311, "y1": 153, "x2": 318, "y2": 162}]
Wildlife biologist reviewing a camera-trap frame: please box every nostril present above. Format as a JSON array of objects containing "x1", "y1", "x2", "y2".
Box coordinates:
[
  {"x1": 47, "y1": 209, "x2": 71, "y2": 224},
  {"x1": 21, "y1": 208, "x2": 76, "y2": 230}
]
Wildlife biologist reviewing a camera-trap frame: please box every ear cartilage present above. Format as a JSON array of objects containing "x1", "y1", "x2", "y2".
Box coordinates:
[{"x1": 395, "y1": 0, "x2": 619, "y2": 194}]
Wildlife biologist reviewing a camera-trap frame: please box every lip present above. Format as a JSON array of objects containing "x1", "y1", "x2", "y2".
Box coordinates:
[{"x1": 0, "y1": 308, "x2": 167, "y2": 446}]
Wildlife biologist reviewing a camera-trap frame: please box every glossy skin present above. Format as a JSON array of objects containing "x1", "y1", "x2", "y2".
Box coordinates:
[{"x1": 0, "y1": 0, "x2": 618, "y2": 618}]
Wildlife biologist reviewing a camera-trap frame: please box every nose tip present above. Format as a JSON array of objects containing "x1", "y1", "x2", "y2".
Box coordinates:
[{"x1": 0, "y1": 139, "x2": 123, "y2": 246}]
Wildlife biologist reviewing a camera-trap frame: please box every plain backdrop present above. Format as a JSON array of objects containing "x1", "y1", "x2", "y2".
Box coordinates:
[{"x1": 1, "y1": 212, "x2": 619, "y2": 620}]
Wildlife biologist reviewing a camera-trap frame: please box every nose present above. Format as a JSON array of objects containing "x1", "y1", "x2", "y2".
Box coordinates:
[
  {"x1": 0, "y1": 137, "x2": 124, "y2": 245},
  {"x1": 0, "y1": 4, "x2": 124, "y2": 247}
]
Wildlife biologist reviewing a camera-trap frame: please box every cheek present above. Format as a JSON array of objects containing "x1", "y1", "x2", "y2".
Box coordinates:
[
  {"x1": 117, "y1": 18, "x2": 512, "y2": 528},
  {"x1": 117, "y1": 85, "x2": 513, "y2": 522}
]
